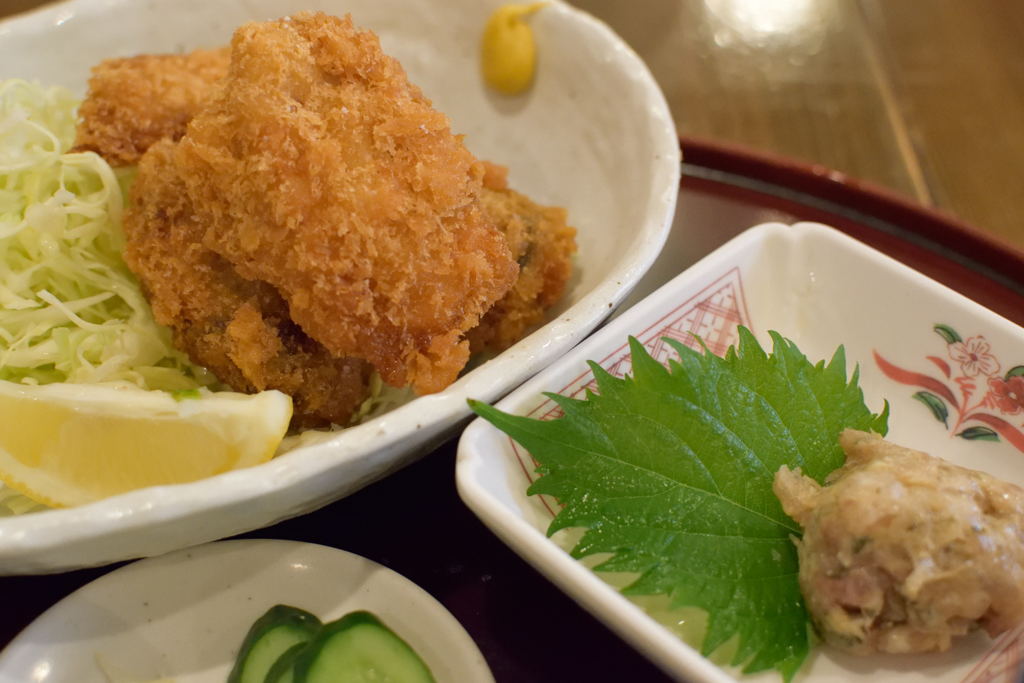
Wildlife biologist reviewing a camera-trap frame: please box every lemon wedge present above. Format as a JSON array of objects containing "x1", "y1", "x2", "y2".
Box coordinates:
[{"x1": 0, "y1": 381, "x2": 292, "y2": 508}]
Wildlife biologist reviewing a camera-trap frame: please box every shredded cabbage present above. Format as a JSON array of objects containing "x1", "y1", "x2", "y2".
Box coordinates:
[{"x1": 0, "y1": 79, "x2": 213, "y2": 391}]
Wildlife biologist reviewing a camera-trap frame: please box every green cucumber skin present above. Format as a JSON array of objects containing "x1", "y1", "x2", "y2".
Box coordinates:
[
  {"x1": 293, "y1": 611, "x2": 435, "y2": 683},
  {"x1": 227, "y1": 605, "x2": 322, "y2": 683},
  {"x1": 263, "y1": 641, "x2": 305, "y2": 683}
]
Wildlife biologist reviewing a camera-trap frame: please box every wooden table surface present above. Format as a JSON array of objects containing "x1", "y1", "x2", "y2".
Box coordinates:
[
  {"x1": 5, "y1": 0, "x2": 1023, "y2": 251},
  {"x1": 571, "y1": 0, "x2": 1024, "y2": 252},
  {"x1": 1, "y1": 4, "x2": 1023, "y2": 681}
]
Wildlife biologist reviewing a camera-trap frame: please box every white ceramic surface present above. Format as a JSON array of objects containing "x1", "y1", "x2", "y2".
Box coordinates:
[
  {"x1": 457, "y1": 222, "x2": 1024, "y2": 683},
  {"x1": 0, "y1": 0, "x2": 679, "y2": 572},
  {"x1": 0, "y1": 539, "x2": 493, "y2": 682}
]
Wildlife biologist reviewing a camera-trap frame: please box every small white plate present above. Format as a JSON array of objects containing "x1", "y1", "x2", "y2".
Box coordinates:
[
  {"x1": 0, "y1": 539, "x2": 493, "y2": 683},
  {"x1": 457, "y1": 221, "x2": 1024, "y2": 682}
]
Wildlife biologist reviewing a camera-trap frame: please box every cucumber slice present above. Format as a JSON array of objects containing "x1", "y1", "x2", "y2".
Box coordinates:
[
  {"x1": 263, "y1": 642, "x2": 305, "y2": 683},
  {"x1": 293, "y1": 611, "x2": 434, "y2": 683},
  {"x1": 227, "y1": 605, "x2": 322, "y2": 683}
]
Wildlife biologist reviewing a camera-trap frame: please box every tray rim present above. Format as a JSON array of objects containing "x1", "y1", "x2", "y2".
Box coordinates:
[{"x1": 679, "y1": 135, "x2": 1024, "y2": 298}]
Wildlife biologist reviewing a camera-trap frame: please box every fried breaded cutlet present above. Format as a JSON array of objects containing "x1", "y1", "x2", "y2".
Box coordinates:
[
  {"x1": 72, "y1": 48, "x2": 229, "y2": 166},
  {"x1": 125, "y1": 141, "x2": 372, "y2": 429},
  {"x1": 82, "y1": 11, "x2": 576, "y2": 427},
  {"x1": 470, "y1": 163, "x2": 577, "y2": 353},
  {"x1": 171, "y1": 12, "x2": 518, "y2": 394}
]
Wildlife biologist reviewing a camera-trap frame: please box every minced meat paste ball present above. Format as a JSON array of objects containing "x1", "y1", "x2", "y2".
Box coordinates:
[{"x1": 773, "y1": 429, "x2": 1024, "y2": 655}]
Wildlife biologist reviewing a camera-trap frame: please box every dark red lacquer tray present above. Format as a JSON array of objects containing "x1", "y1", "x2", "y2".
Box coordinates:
[{"x1": 4, "y1": 138, "x2": 1023, "y2": 683}]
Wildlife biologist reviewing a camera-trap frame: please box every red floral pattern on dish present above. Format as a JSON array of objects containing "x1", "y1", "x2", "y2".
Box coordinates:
[
  {"x1": 990, "y1": 376, "x2": 1024, "y2": 416},
  {"x1": 875, "y1": 323, "x2": 1024, "y2": 450},
  {"x1": 961, "y1": 621, "x2": 1024, "y2": 683},
  {"x1": 878, "y1": 325, "x2": 1024, "y2": 682},
  {"x1": 948, "y1": 336, "x2": 1001, "y2": 377}
]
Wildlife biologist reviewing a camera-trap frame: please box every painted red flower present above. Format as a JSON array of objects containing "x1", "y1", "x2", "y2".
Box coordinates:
[
  {"x1": 988, "y1": 375, "x2": 1024, "y2": 415},
  {"x1": 948, "y1": 336, "x2": 1000, "y2": 377}
]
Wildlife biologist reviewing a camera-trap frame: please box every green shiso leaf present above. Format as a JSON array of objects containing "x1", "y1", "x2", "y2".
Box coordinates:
[{"x1": 469, "y1": 327, "x2": 888, "y2": 680}]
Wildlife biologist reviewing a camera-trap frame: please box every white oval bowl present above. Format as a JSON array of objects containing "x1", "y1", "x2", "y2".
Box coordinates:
[{"x1": 0, "y1": 0, "x2": 679, "y2": 572}]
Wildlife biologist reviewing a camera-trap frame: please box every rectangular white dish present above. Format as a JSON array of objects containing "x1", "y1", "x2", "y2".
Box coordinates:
[{"x1": 457, "y1": 221, "x2": 1024, "y2": 682}]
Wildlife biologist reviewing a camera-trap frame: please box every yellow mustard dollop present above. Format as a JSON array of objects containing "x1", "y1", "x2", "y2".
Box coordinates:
[{"x1": 481, "y1": 2, "x2": 548, "y2": 95}]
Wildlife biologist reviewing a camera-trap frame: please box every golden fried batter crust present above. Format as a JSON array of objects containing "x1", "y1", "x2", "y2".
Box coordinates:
[
  {"x1": 172, "y1": 12, "x2": 518, "y2": 393},
  {"x1": 469, "y1": 163, "x2": 577, "y2": 352},
  {"x1": 96, "y1": 15, "x2": 573, "y2": 418},
  {"x1": 124, "y1": 141, "x2": 372, "y2": 429},
  {"x1": 73, "y1": 48, "x2": 229, "y2": 166}
]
